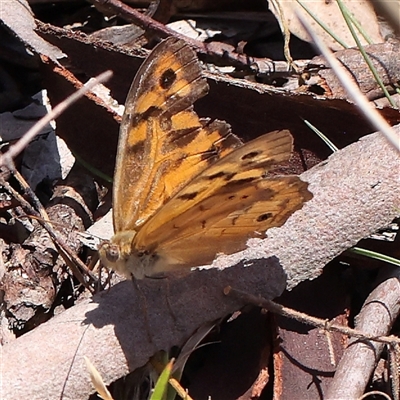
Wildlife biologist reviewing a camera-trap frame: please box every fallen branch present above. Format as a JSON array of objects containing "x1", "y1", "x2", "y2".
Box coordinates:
[{"x1": 2, "y1": 126, "x2": 400, "y2": 399}]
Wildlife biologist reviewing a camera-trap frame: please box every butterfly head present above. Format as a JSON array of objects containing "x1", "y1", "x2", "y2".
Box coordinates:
[{"x1": 99, "y1": 231, "x2": 159, "y2": 279}]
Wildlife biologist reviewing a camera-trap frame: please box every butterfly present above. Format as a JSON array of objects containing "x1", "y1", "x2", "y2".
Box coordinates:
[{"x1": 98, "y1": 37, "x2": 312, "y2": 279}]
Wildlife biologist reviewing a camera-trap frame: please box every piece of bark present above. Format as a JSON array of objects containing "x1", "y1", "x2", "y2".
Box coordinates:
[
  {"x1": 309, "y1": 39, "x2": 400, "y2": 102},
  {"x1": 1, "y1": 0, "x2": 65, "y2": 63},
  {"x1": 2, "y1": 127, "x2": 400, "y2": 399},
  {"x1": 1, "y1": 170, "x2": 99, "y2": 336},
  {"x1": 2, "y1": 258, "x2": 286, "y2": 400},
  {"x1": 273, "y1": 264, "x2": 349, "y2": 399},
  {"x1": 36, "y1": 23, "x2": 400, "y2": 164}
]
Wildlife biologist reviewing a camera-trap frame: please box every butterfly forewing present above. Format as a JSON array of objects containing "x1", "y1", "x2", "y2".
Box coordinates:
[{"x1": 113, "y1": 37, "x2": 241, "y2": 233}]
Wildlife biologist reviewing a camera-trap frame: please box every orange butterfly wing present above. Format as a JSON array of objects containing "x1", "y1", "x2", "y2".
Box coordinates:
[
  {"x1": 100, "y1": 37, "x2": 312, "y2": 279},
  {"x1": 113, "y1": 37, "x2": 241, "y2": 233},
  {"x1": 133, "y1": 130, "x2": 312, "y2": 276}
]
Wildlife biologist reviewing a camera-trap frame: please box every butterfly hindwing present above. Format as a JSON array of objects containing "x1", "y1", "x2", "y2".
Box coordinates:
[
  {"x1": 151, "y1": 177, "x2": 311, "y2": 273},
  {"x1": 134, "y1": 130, "x2": 312, "y2": 274}
]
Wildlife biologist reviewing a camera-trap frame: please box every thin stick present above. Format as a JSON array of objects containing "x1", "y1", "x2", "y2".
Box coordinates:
[
  {"x1": 225, "y1": 287, "x2": 400, "y2": 346},
  {"x1": 89, "y1": 0, "x2": 206, "y2": 53},
  {"x1": 87, "y1": 0, "x2": 278, "y2": 71},
  {"x1": 0, "y1": 176, "x2": 98, "y2": 291}
]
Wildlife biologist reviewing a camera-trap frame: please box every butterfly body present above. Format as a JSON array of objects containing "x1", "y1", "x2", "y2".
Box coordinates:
[{"x1": 99, "y1": 37, "x2": 312, "y2": 279}]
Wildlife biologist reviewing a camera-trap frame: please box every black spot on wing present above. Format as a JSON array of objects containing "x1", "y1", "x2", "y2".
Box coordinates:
[
  {"x1": 128, "y1": 139, "x2": 145, "y2": 155},
  {"x1": 241, "y1": 151, "x2": 260, "y2": 160},
  {"x1": 131, "y1": 106, "x2": 161, "y2": 127},
  {"x1": 231, "y1": 215, "x2": 239, "y2": 225},
  {"x1": 160, "y1": 118, "x2": 201, "y2": 153},
  {"x1": 200, "y1": 144, "x2": 221, "y2": 163},
  {"x1": 170, "y1": 157, "x2": 186, "y2": 171},
  {"x1": 224, "y1": 172, "x2": 236, "y2": 181},
  {"x1": 207, "y1": 171, "x2": 227, "y2": 180},
  {"x1": 198, "y1": 120, "x2": 241, "y2": 165},
  {"x1": 169, "y1": 127, "x2": 199, "y2": 147},
  {"x1": 257, "y1": 213, "x2": 273, "y2": 222},
  {"x1": 225, "y1": 177, "x2": 257, "y2": 188},
  {"x1": 160, "y1": 68, "x2": 176, "y2": 89},
  {"x1": 177, "y1": 192, "x2": 198, "y2": 201},
  {"x1": 202, "y1": 171, "x2": 236, "y2": 181}
]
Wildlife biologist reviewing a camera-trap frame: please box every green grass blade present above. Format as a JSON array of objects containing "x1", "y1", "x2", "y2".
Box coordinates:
[
  {"x1": 303, "y1": 119, "x2": 339, "y2": 152},
  {"x1": 350, "y1": 247, "x2": 400, "y2": 267},
  {"x1": 336, "y1": 0, "x2": 397, "y2": 108},
  {"x1": 338, "y1": 1, "x2": 373, "y2": 44},
  {"x1": 150, "y1": 359, "x2": 174, "y2": 400}
]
